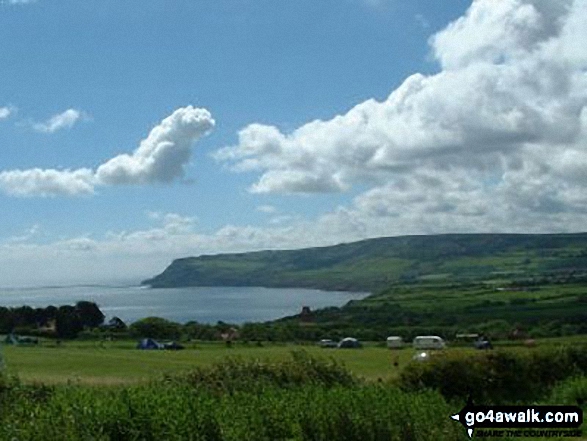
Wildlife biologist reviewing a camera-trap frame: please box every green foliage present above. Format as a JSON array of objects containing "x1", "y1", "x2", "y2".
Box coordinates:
[
  {"x1": 183, "y1": 320, "x2": 218, "y2": 340},
  {"x1": 0, "y1": 384, "x2": 465, "y2": 441},
  {"x1": 55, "y1": 305, "x2": 84, "y2": 339},
  {"x1": 399, "y1": 344, "x2": 587, "y2": 404},
  {"x1": 129, "y1": 317, "x2": 183, "y2": 340},
  {"x1": 75, "y1": 301, "x2": 105, "y2": 328},
  {"x1": 0, "y1": 302, "x2": 105, "y2": 339},
  {"x1": 549, "y1": 376, "x2": 587, "y2": 407},
  {"x1": 1, "y1": 345, "x2": 585, "y2": 439},
  {"x1": 161, "y1": 351, "x2": 357, "y2": 393},
  {"x1": 0, "y1": 355, "x2": 464, "y2": 441}
]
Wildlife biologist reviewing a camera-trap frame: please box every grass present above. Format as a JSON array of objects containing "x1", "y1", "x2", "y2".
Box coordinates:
[
  {"x1": 1, "y1": 343, "x2": 584, "y2": 440},
  {"x1": 3, "y1": 336, "x2": 586, "y2": 385},
  {"x1": 1, "y1": 340, "x2": 410, "y2": 384}
]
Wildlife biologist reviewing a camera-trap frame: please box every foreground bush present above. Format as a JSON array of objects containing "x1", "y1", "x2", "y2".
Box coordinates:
[
  {"x1": 549, "y1": 376, "x2": 587, "y2": 408},
  {"x1": 0, "y1": 352, "x2": 465, "y2": 441},
  {"x1": 0, "y1": 385, "x2": 464, "y2": 441},
  {"x1": 160, "y1": 350, "x2": 357, "y2": 393},
  {"x1": 399, "y1": 344, "x2": 587, "y2": 403}
]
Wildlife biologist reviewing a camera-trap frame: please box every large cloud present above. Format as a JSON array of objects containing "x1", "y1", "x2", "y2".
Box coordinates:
[
  {"x1": 217, "y1": 0, "x2": 587, "y2": 225},
  {"x1": 96, "y1": 107, "x2": 214, "y2": 185},
  {"x1": 0, "y1": 106, "x2": 215, "y2": 197}
]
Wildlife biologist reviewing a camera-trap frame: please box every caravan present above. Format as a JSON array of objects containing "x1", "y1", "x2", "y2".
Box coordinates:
[
  {"x1": 412, "y1": 335, "x2": 445, "y2": 350},
  {"x1": 386, "y1": 336, "x2": 404, "y2": 349}
]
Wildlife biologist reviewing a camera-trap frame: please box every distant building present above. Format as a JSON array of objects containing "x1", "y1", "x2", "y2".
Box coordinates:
[
  {"x1": 300, "y1": 306, "x2": 313, "y2": 322},
  {"x1": 38, "y1": 319, "x2": 56, "y2": 334},
  {"x1": 220, "y1": 327, "x2": 239, "y2": 341}
]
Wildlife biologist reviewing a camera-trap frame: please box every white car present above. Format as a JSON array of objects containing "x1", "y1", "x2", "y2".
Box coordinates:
[{"x1": 318, "y1": 339, "x2": 337, "y2": 348}]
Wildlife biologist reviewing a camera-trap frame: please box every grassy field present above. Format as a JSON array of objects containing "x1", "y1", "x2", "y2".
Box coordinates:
[
  {"x1": 3, "y1": 335, "x2": 586, "y2": 385},
  {"x1": 1, "y1": 339, "x2": 585, "y2": 440},
  {"x1": 1, "y1": 341, "x2": 407, "y2": 384}
]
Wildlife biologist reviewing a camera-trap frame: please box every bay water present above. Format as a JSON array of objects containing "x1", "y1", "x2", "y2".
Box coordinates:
[{"x1": 0, "y1": 285, "x2": 369, "y2": 324}]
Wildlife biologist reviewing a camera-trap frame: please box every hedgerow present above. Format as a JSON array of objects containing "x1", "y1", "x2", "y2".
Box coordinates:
[
  {"x1": 399, "y1": 344, "x2": 587, "y2": 404},
  {"x1": 0, "y1": 352, "x2": 465, "y2": 441}
]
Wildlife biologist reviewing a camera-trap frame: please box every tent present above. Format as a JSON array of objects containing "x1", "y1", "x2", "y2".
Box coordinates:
[
  {"x1": 338, "y1": 337, "x2": 362, "y2": 349},
  {"x1": 136, "y1": 338, "x2": 164, "y2": 350}
]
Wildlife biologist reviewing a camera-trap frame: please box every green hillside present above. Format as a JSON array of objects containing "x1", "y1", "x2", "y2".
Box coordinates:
[{"x1": 142, "y1": 233, "x2": 587, "y2": 292}]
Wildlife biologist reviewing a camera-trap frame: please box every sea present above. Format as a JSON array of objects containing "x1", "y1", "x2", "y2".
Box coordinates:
[{"x1": 0, "y1": 285, "x2": 369, "y2": 324}]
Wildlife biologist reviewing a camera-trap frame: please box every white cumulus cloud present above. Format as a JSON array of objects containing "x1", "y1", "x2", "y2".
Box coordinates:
[
  {"x1": 0, "y1": 106, "x2": 215, "y2": 197},
  {"x1": 217, "y1": 0, "x2": 587, "y2": 229},
  {"x1": 96, "y1": 107, "x2": 214, "y2": 185}
]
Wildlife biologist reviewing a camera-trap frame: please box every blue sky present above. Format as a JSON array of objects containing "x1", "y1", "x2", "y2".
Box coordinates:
[{"x1": 1, "y1": 0, "x2": 586, "y2": 286}]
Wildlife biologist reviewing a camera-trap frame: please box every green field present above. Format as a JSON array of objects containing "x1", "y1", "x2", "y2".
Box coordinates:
[
  {"x1": 3, "y1": 336, "x2": 586, "y2": 385},
  {"x1": 1, "y1": 339, "x2": 585, "y2": 440},
  {"x1": 1, "y1": 341, "x2": 407, "y2": 384}
]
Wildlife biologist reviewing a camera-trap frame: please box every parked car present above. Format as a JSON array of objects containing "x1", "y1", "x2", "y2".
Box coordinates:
[
  {"x1": 163, "y1": 341, "x2": 185, "y2": 350},
  {"x1": 473, "y1": 337, "x2": 493, "y2": 350},
  {"x1": 318, "y1": 339, "x2": 338, "y2": 348}
]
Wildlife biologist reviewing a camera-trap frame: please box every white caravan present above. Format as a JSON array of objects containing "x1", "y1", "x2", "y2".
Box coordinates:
[
  {"x1": 412, "y1": 335, "x2": 446, "y2": 350},
  {"x1": 386, "y1": 336, "x2": 404, "y2": 349}
]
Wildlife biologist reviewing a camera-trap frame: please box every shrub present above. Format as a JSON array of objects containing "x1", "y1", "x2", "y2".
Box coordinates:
[
  {"x1": 129, "y1": 317, "x2": 183, "y2": 340},
  {"x1": 161, "y1": 350, "x2": 358, "y2": 393},
  {"x1": 0, "y1": 353, "x2": 466, "y2": 440},
  {"x1": 399, "y1": 345, "x2": 587, "y2": 404},
  {"x1": 0, "y1": 381, "x2": 462, "y2": 441},
  {"x1": 549, "y1": 376, "x2": 587, "y2": 408}
]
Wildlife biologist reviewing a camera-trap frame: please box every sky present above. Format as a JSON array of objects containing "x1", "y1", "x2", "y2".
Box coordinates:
[{"x1": 1, "y1": 0, "x2": 586, "y2": 287}]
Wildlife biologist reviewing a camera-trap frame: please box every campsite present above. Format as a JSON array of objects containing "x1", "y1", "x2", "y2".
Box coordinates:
[
  {"x1": 0, "y1": 336, "x2": 586, "y2": 440},
  {"x1": 1, "y1": 337, "x2": 408, "y2": 384},
  {"x1": 2, "y1": 334, "x2": 586, "y2": 385}
]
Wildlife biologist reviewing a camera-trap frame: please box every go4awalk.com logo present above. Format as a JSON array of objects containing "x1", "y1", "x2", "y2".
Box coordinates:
[{"x1": 450, "y1": 399, "x2": 583, "y2": 438}]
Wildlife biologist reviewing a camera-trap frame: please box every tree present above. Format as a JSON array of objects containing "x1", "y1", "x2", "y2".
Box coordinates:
[
  {"x1": 12, "y1": 306, "x2": 35, "y2": 328},
  {"x1": 184, "y1": 321, "x2": 216, "y2": 340},
  {"x1": 75, "y1": 301, "x2": 105, "y2": 328},
  {"x1": 129, "y1": 317, "x2": 182, "y2": 340},
  {"x1": 55, "y1": 305, "x2": 83, "y2": 339},
  {"x1": 0, "y1": 307, "x2": 13, "y2": 333}
]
